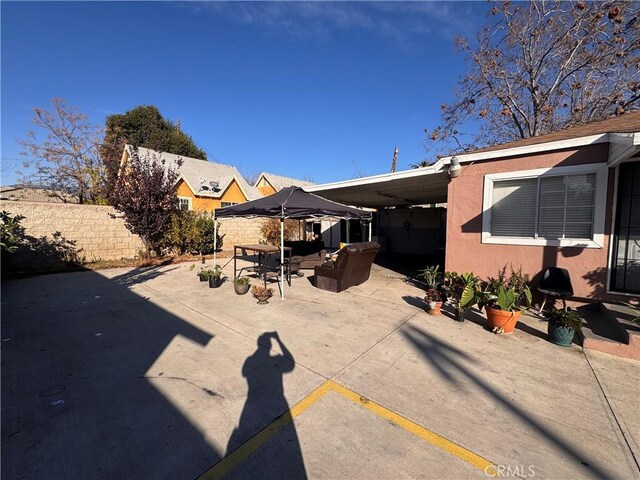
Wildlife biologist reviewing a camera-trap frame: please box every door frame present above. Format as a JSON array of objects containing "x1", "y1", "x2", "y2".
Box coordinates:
[{"x1": 607, "y1": 160, "x2": 640, "y2": 296}]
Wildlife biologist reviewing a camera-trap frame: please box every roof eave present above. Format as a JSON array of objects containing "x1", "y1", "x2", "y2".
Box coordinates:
[{"x1": 439, "y1": 133, "x2": 611, "y2": 165}]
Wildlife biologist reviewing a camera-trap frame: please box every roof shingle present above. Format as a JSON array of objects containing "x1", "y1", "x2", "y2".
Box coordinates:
[
  {"x1": 127, "y1": 146, "x2": 262, "y2": 200},
  {"x1": 462, "y1": 111, "x2": 640, "y2": 155}
]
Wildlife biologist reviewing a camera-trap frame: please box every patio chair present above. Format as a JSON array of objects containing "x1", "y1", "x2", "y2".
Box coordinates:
[
  {"x1": 537, "y1": 267, "x2": 574, "y2": 313},
  {"x1": 314, "y1": 242, "x2": 380, "y2": 293}
]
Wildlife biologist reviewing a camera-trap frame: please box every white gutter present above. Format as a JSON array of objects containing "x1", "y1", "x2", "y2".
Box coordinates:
[
  {"x1": 306, "y1": 164, "x2": 444, "y2": 193},
  {"x1": 439, "y1": 133, "x2": 609, "y2": 165}
]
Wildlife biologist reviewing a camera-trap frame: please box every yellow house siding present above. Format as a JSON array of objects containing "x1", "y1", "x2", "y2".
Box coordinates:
[
  {"x1": 256, "y1": 177, "x2": 276, "y2": 196},
  {"x1": 175, "y1": 178, "x2": 248, "y2": 211},
  {"x1": 258, "y1": 185, "x2": 277, "y2": 196}
]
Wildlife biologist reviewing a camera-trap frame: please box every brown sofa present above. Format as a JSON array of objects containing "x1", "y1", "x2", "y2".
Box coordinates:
[
  {"x1": 314, "y1": 242, "x2": 380, "y2": 293},
  {"x1": 284, "y1": 240, "x2": 327, "y2": 269}
]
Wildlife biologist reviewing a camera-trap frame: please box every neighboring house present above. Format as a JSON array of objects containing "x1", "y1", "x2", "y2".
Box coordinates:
[
  {"x1": 443, "y1": 111, "x2": 640, "y2": 299},
  {"x1": 254, "y1": 172, "x2": 315, "y2": 196},
  {"x1": 121, "y1": 145, "x2": 262, "y2": 212},
  {"x1": 0, "y1": 185, "x2": 79, "y2": 204}
]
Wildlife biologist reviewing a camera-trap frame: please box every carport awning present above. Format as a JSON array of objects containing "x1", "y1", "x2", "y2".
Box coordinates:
[{"x1": 305, "y1": 167, "x2": 449, "y2": 208}]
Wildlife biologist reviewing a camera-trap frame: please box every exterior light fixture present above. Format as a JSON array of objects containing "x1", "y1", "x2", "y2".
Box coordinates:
[{"x1": 448, "y1": 157, "x2": 461, "y2": 178}]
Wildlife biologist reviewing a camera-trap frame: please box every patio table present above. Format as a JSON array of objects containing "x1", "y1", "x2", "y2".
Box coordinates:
[{"x1": 233, "y1": 244, "x2": 293, "y2": 289}]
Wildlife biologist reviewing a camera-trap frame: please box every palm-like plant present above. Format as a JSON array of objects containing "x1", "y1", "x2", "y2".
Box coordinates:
[{"x1": 410, "y1": 160, "x2": 432, "y2": 169}]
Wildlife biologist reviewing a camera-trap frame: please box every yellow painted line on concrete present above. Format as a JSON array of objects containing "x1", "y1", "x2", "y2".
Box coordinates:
[
  {"x1": 324, "y1": 380, "x2": 496, "y2": 476},
  {"x1": 199, "y1": 381, "x2": 332, "y2": 480},
  {"x1": 198, "y1": 380, "x2": 496, "y2": 479}
]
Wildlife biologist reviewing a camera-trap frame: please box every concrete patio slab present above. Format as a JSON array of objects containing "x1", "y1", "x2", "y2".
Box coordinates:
[{"x1": 2, "y1": 260, "x2": 639, "y2": 480}]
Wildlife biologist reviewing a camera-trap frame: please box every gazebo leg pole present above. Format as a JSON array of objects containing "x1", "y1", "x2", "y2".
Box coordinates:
[
  {"x1": 368, "y1": 219, "x2": 372, "y2": 242},
  {"x1": 280, "y1": 216, "x2": 284, "y2": 299},
  {"x1": 213, "y1": 212, "x2": 217, "y2": 268}
]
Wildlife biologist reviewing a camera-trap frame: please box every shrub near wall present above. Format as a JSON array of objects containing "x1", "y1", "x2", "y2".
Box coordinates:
[{"x1": 0, "y1": 201, "x2": 144, "y2": 262}]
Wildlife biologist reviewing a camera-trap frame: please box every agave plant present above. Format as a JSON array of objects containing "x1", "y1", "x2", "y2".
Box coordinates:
[{"x1": 417, "y1": 265, "x2": 445, "y2": 303}]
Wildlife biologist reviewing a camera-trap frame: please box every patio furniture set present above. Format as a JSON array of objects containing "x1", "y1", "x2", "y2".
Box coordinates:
[{"x1": 232, "y1": 240, "x2": 381, "y2": 297}]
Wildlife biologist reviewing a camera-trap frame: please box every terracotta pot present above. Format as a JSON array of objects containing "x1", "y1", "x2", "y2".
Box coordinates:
[
  {"x1": 427, "y1": 301, "x2": 443, "y2": 316},
  {"x1": 485, "y1": 306, "x2": 521, "y2": 334}
]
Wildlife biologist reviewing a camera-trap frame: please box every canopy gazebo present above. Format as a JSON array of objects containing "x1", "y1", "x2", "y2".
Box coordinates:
[{"x1": 212, "y1": 186, "x2": 372, "y2": 298}]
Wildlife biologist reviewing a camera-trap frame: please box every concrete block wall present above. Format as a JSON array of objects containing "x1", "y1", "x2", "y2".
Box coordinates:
[
  {"x1": 217, "y1": 218, "x2": 264, "y2": 248},
  {"x1": 1, "y1": 201, "x2": 145, "y2": 261},
  {"x1": 217, "y1": 218, "x2": 304, "y2": 249}
]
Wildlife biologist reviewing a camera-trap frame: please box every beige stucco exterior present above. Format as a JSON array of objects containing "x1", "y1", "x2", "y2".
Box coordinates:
[{"x1": 444, "y1": 142, "x2": 625, "y2": 301}]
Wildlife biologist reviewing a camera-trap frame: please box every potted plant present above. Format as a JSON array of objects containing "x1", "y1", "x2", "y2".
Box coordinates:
[
  {"x1": 234, "y1": 276, "x2": 251, "y2": 295},
  {"x1": 199, "y1": 266, "x2": 223, "y2": 288},
  {"x1": 443, "y1": 272, "x2": 478, "y2": 322},
  {"x1": 544, "y1": 307, "x2": 582, "y2": 346},
  {"x1": 196, "y1": 267, "x2": 208, "y2": 282},
  {"x1": 251, "y1": 285, "x2": 274, "y2": 305},
  {"x1": 417, "y1": 265, "x2": 445, "y2": 315},
  {"x1": 477, "y1": 265, "x2": 532, "y2": 334}
]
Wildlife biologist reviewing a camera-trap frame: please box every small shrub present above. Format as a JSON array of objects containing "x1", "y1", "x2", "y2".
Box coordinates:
[
  {"x1": 544, "y1": 308, "x2": 582, "y2": 331},
  {"x1": 260, "y1": 218, "x2": 299, "y2": 245},
  {"x1": 161, "y1": 211, "x2": 224, "y2": 255},
  {"x1": 1, "y1": 211, "x2": 25, "y2": 253}
]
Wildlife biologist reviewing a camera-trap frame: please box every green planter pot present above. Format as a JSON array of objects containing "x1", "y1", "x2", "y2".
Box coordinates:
[{"x1": 548, "y1": 322, "x2": 575, "y2": 347}]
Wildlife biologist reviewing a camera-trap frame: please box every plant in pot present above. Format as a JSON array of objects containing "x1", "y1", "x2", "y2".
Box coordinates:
[
  {"x1": 443, "y1": 272, "x2": 478, "y2": 322},
  {"x1": 544, "y1": 307, "x2": 582, "y2": 346},
  {"x1": 234, "y1": 276, "x2": 251, "y2": 295},
  {"x1": 477, "y1": 265, "x2": 532, "y2": 334},
  {"x1": 200, "y1": 265, "x2": 223, "y2": 288},
  {"x1": 417, "y1": 265, "x2": 445, "y2": 315},
  {"x1": 251, "y1": 285, "x2": 274, "y2": 305},
  {"x1": 196, "y1": 267, "x2": 208, "y2": 282}
]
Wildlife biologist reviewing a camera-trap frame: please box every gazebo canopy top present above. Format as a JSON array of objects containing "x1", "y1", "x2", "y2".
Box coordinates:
[{"x1": 214, "y1": 186, "x2": 371, "y2": 220}]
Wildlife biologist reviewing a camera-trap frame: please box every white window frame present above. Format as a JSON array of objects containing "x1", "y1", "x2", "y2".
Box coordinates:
[
  {"x1": 482, "y1": 163, "x2": 607, "y2": 248},
  {"x1": 178, "y1": 196, "x2": 192, "y2": 211},
  {"x1": 221, "y1": 201, "x2": 239, "y2": 207}
]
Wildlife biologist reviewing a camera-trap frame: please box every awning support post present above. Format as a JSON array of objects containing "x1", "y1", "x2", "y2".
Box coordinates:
[
  {"x1": 368, "y1": 218, "x2": 372, "y2": 242},
  {"x1": 280, "y1": 216, "x2": 284, "y2": 299},
  {"x1": 213, "y1": 211, "x2": 217, "y2": 268}
]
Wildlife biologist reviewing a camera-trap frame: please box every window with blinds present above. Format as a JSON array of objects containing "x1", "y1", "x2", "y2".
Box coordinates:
[{"x1": 490, "y1": 173, "x2": 596, "y2": 240}]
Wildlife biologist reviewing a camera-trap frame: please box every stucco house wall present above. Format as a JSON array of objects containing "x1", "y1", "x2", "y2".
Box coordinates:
[{"x1": 444, "y1": 142, "x2": 622, "y2": 301}]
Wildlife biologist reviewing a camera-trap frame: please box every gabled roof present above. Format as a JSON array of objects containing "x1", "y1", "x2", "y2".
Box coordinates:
[
  {"x1": 124, "y1": 145, "x2": 262, "y2": 200},
  {"x1": 457, "y1": 111, "x2": 640, "y2": 156},
  {"x1": 255, "y1": 172, "x2": 315, "y2": 192}
]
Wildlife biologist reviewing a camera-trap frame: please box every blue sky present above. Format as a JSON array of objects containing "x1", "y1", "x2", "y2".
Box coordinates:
[{"x1": 1, "y1": 1, "x2": 488, "y2": 186}]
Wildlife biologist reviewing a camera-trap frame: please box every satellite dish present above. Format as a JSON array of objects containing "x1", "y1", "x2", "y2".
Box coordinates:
[{"x1": 209, "y1": 180, "x2": 219, "y2": 189}]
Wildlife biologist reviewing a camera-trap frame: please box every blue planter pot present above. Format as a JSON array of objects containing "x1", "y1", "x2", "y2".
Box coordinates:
[{"x1": 548, "y1": 322, "x2": 575, "y2": 347}]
